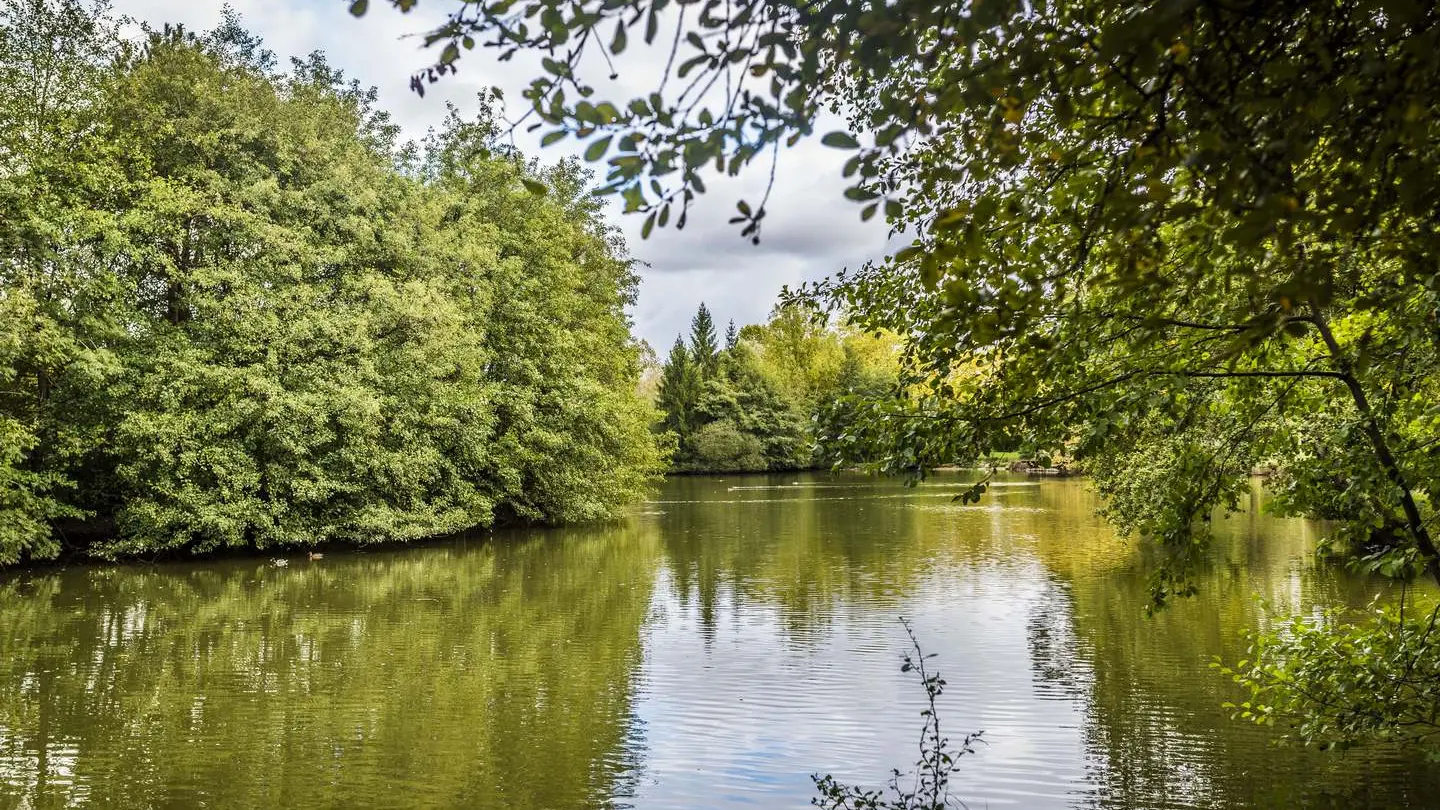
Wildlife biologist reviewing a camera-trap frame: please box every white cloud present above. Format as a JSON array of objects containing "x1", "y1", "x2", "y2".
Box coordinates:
[{"x1": 108, "y1": 0, "x2": 894, "y2": 346}]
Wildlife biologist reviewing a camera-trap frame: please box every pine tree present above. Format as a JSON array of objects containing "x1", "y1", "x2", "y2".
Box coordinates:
[
  {"x1": 689, "y1": 303, "x2": 718, "y2": 378},
  {"x1": 656, "y1": 336, "x2": 699, "y2": 448},
  {"x1": 724, "y1": 319, "x2": 738, "y2": 351}
]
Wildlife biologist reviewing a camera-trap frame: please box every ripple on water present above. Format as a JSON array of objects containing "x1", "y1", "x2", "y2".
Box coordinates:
[{"x1": 2, "y1": 472, "x2": 1438, "y2": 809}]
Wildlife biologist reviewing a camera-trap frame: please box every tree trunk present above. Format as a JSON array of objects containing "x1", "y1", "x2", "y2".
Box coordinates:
[{"x1": 1310, "y1": 301, "x2": 1440, "y2": 586}]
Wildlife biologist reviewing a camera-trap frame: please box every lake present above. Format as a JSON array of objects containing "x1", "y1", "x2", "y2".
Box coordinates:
[{"x1": 2, "y1": 473, "x2": 1438, "y2": 809}]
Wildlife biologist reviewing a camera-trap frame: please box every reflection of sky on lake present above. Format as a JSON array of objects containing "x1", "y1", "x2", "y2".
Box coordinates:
[
  {"x1": 623, "y1": 473, "x2": 1440, "y2": 809},
  {"x1": 631, "y1": 554, "x2": 1092, "y2": 808},
  {"x1": 3, "y1": 472, "x2": 1437, "y2": 809}
]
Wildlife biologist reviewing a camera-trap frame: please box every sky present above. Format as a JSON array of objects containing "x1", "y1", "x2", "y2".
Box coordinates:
[{"x1": 107, "y1": 0, "x2": 895, "y2": 349}]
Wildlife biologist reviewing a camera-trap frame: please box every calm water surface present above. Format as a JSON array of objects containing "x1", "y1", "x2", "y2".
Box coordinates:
[{"x1": 2, "y1": 473, "x2": 1439, "y2": 809}]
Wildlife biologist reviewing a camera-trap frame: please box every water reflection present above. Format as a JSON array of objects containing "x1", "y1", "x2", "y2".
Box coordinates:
[
  {"x1": 0, "y1": 527, "x2": 658, "y2": 810},
  {"x1": 1025, "y1": 480, "x2": 1440, "y2": 809},
  {"x1": 1, "y1": 473, "x2": 1437, "y2": 809}
]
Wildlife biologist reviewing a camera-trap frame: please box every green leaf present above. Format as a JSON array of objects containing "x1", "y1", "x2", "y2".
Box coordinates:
[
  {"x1": 894, "y1": 246, "x2": 924, "y2": 263},
  {"x1": 521, "y1": 179, "x2": 548, "y2": 195},
  {"x1": 821, "y1": 131, "x2": 861, "y2": 149},
  {"x1": 584, "y1": 136, "x2": 614, "y2": 162}
]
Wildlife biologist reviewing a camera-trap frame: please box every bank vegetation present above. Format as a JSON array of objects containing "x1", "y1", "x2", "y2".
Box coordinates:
[{"x1": 0, "y1": 2, "x2": 663, "y2": 566}]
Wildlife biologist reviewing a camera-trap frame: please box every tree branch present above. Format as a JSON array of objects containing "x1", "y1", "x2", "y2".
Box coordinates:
[{"x1": 1308, "y1": 298, "x2": 1440, "y2": 586}]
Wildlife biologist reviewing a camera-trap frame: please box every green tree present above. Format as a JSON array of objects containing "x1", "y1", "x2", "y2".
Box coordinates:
[
  {"x1": 699, "y1": 343, "x2": 809, "y2": 470},
  {"x1": 688, "y1": 301, "x2": 719, "y2": 378},
  {"x1": 688, "y1": 419, "x2": 766, "y2": 472},
  {"x1": 653, "y1": 302, "x2": 829, "y2": 473},
  {"x1": 656, "y1": 336, "x2": 700, "y2": 450},
  {"x1": 0, "y1": 0, "x2": 123, "y2": 563},
  {"x1": 742, "y1": 304, "x2": 899, "y2": 421},
  {"x1": 652, "y1": 300, "x2": 894, "y2": 473},
  {"x1": 0, "y1": 5, "x2": 661, "y2": 564},
  {"x1": 745, "y1": 304, "x2": 845, "y2": 415},
  {"x1": 91, "y1": 29, "x2": 507, "y2": 554}
]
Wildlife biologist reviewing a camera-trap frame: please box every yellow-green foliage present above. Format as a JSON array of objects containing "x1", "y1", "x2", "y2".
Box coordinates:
[
  {"x1": 741, "y1": 305, "x2": 901, "y2": 415},
  {"x1": 655, "y1": 302, "x2": 902, "y2": 473}
]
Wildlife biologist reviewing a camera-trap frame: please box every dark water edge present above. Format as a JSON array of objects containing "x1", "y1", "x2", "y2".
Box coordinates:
[
  {"x1": 2, "y1": 472, "x2": 1438, "y2": 809},
  {"x1": 16, "y1": 471, "x2": 821, "y2": 574},
  {"x1": 10, "y1": 505, "x2": 643, "y2": 577}
]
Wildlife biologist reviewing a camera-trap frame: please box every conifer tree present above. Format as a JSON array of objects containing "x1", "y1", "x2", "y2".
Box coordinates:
[
  {"x1": 689, "y1": 303, "x2": 719, "y2": 378},
  {"x1": 656, "y1": 336, "x2": 699, "y2": 446}
]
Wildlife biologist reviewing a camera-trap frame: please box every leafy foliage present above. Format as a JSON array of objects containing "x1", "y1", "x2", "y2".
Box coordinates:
[
  {"x1": 653, "y1": 301, "x2": 898, "y2": 473},
  {"x1": 688, "y1": 301, "x2": 718, "y2": 377},
  {"x1": 1216, "y1": 601, "x2": 1440, "y2": 756},
  {"x1": 360, "y1": 1, "x2": 1437, "y2": 253},
  {"x1": 657, "y1": 335, "x2": 701, "y2": 441},
  {"x1": 813, "y1": 619, "x2": 983, "y2": 810},
  {"x1": 0, "y1": 1, "x2": 661, "y2": 565},
  {"x1": 688, "y1": 419, "x2": 766, "y2": 472}
]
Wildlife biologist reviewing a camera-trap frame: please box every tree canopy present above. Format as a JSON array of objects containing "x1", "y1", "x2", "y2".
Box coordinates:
[
  {"x1": 0, "y1": 0, "x2": 662, "y2": 565},
  {"x1": 651, "y1": 301, "x2": 898, "y2": 473}
]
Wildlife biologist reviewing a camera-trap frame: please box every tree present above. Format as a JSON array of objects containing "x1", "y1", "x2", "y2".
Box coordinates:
[
  {"x1": 699, "y1": 342, "x2": 810, "y2": 470},
  {"x1": 651, "y1": 300, "x2": 896, "y2": 473},
  {"x1": 651, "y1": 303, "x2": 801, "y2": 471},
  {"x1": 688, "y1": 301, "x2": 719, "y2": 378},
  {"x1": 0, "y1": 0, "x2": 123, "y2": 562},
  {"x1": 688, "y1": 419, "x2": 766, "y2": 472},
  {"x1": 745, "y1": 303, "x2": 844, "y2": 415},
  {"x1": 0, "y1": 5, "x2": 661, "y2": 564},
  {"x1": 363, "y1": 0, "x2": 1440, "y2": 753},
  {"x1": 656, "y1": 336, "x2": 700, "y2": 449}
]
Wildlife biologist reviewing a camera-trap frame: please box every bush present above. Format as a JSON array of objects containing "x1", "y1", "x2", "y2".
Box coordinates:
[{"x1": 689, "y1": 419, "x2": 767, "y2": 472}]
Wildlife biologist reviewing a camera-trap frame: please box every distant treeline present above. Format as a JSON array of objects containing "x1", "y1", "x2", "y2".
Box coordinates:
[
  {"x1": 650, "y1": 302, "x2": 900, "y2": 473},
  {"x1": 0, "y1": 3, "x2": 662, "y2": 565}
]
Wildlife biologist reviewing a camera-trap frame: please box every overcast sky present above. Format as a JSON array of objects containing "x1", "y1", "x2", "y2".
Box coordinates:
[{"x1": 107, "y1": 0, "x2": 894, "y2": 349}]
